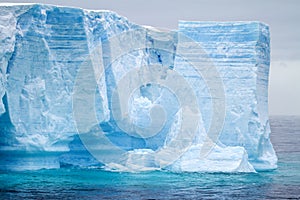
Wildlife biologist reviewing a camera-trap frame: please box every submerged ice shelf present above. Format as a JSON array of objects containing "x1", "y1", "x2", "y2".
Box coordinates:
[{"x1": 0, "y1": 4, "x2": 277, "y2": 172}]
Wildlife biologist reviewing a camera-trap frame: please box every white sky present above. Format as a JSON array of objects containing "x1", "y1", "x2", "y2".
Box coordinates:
[{"x1": 1, "y1": 0, "x2": 299, "y2": 115}]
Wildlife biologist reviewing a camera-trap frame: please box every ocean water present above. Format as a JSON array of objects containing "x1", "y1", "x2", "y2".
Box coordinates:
[{"x1": 0, "y1": 116, "x2": 299, "y2": 199}]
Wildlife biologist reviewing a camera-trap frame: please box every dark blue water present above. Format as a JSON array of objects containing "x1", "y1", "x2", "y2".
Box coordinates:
[{"x1": 1, "y1": 116, "x2": 299, "y2": 199}]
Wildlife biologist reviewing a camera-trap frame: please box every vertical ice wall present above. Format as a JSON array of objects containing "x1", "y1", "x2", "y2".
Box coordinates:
[
  {"x1": 178, "y1": 22, "x2": 277, "y2": 170},
  {"x1": 0, "y1": 5, "x2": 30, "y2": 116}
]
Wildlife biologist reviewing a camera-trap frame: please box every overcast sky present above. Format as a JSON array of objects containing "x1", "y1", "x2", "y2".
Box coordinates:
[{"x1": 1, "y1": 0, "x2": 300, "y2": 115}]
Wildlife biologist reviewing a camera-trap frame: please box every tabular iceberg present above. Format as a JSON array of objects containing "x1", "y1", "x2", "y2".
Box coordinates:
[{"x1": 0, "y1": 3, "x2": 277, "y2": 172}]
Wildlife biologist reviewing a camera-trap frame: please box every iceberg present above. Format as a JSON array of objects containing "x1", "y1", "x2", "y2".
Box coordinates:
[{"x1": 0, "y1": 4, "x2": 277, "y2": 172}]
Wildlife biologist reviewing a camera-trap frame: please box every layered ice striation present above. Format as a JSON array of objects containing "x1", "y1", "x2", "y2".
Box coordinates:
[{"x1": 0, "y1": 4, "x2": 277, "y2": 172}]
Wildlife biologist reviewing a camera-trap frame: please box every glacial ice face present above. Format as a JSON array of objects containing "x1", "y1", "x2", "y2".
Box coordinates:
[
  {"x1": 0, "y1": 5, "x2": 27, "y2": 116},
  {"x1": 0, "y1": 4, "x2": 277, "y2": 172},
  {"x1": 177, "y1": 22, "x2": 277, "y2": 170}
]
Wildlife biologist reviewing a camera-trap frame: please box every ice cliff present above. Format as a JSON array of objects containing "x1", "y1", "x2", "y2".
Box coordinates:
[{"x1": 0, "y1": 3, "x2": 277, "y2": 172}]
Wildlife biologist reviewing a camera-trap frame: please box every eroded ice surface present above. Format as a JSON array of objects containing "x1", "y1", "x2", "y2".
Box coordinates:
[{"x1": 0, "y1": 4, "x2": 277, "y2": 172}]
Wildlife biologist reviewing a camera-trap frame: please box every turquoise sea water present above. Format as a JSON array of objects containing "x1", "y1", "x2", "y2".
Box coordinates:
[{"x1": 1, "y1": 116, "x2": 299, "y2": 199}]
